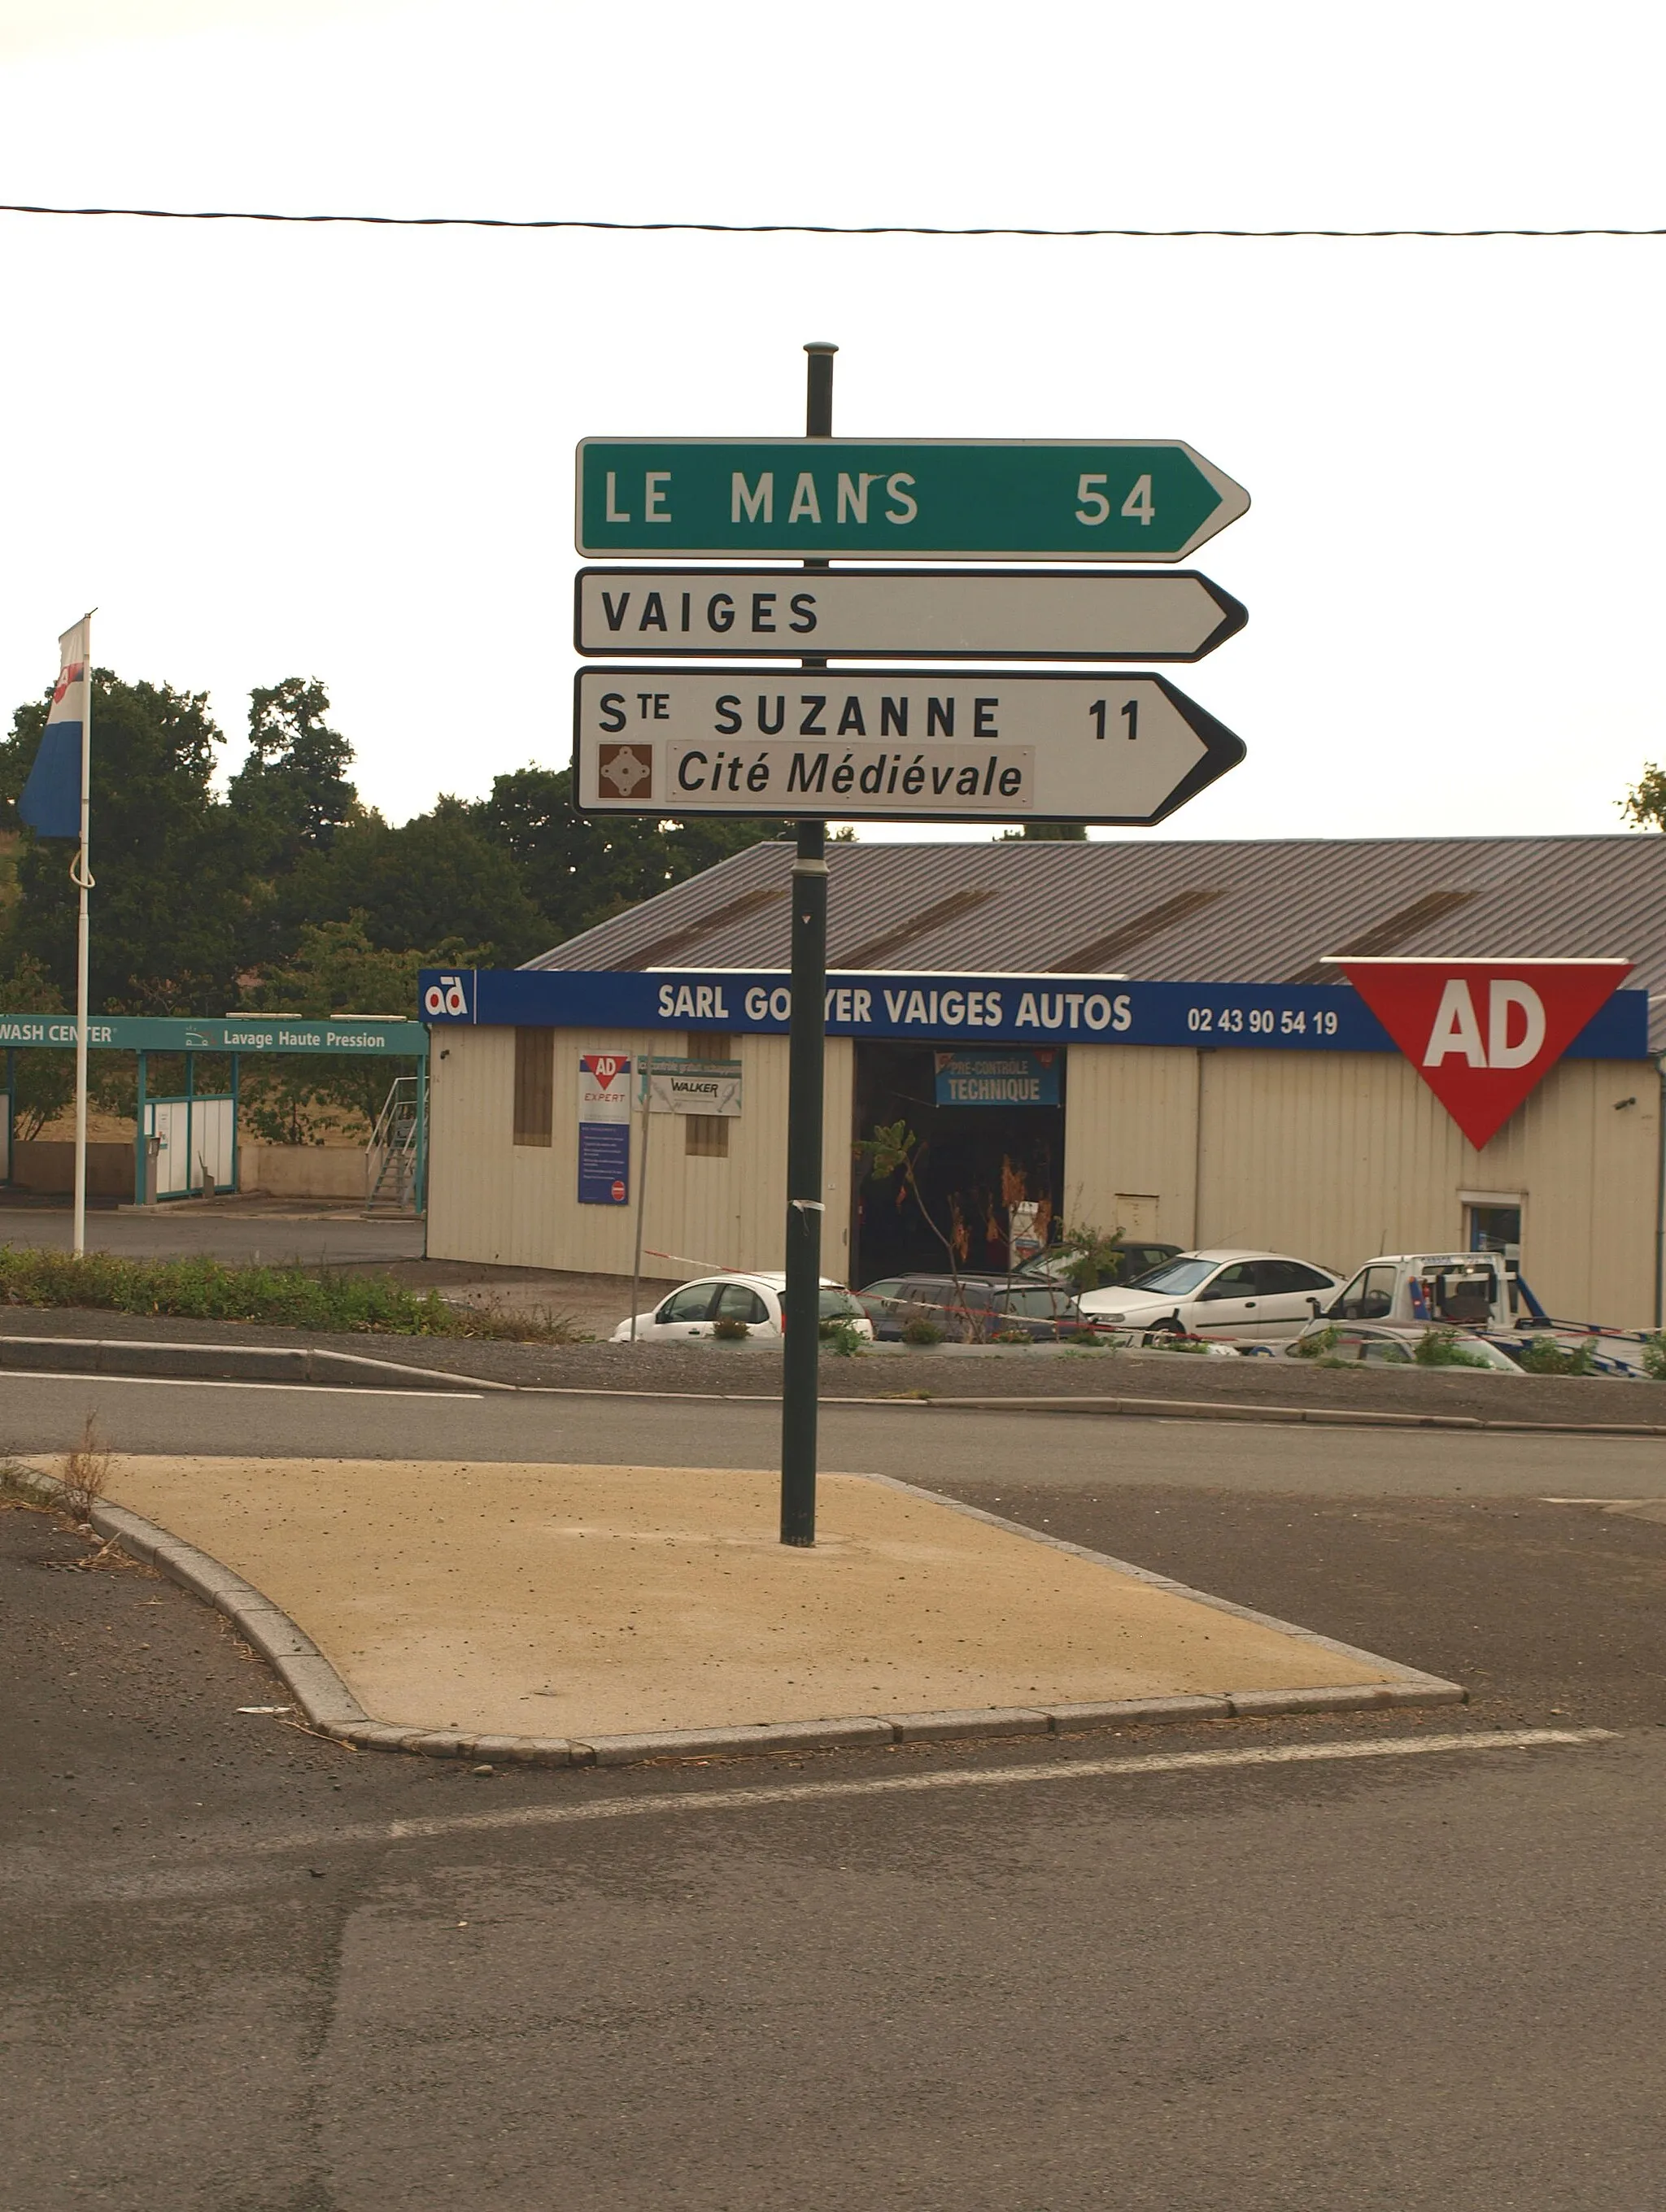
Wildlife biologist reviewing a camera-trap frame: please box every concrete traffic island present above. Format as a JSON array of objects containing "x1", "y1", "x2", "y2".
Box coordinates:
[{"x1": 59, "y1": 1456, "x2": 1463, "y2": 1763}]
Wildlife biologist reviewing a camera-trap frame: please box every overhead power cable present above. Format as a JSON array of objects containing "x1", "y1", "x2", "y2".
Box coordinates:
[{"x1": 0, "y1": 203, "x2": 1661, "y2": 237}]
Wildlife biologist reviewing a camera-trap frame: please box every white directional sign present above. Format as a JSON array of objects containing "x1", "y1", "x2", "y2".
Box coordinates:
[
  {"x1": 575, "y1": 568, "x2": 1247, "y2": 663},
  {"x1": 574, "y1": 668, "x2": 1245, "y2": 826}
]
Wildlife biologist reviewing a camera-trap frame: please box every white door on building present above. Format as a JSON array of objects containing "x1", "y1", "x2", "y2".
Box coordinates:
[{"x1": 146, "y1": 1097, "x2": 233, "y2": 1197}]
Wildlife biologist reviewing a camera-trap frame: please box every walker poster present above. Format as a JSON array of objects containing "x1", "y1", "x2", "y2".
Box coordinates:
[{"x1": 578, "y1": 1053, "x2": 632, "y2": 1204}]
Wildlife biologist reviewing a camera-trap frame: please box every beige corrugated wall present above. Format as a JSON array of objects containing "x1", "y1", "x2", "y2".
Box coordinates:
[
  {"x1": 1064, "y1": 1044, "x2": 1660, "y2": 1328},
  {"x1": 427, "y1": 1026, "x2": 856, "y2": 1282},
  {"x1": 433, "y1": 1030, "x2": 1659, "y2": 1327}
]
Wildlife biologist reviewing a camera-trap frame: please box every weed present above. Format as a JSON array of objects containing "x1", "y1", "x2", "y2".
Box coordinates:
[
  {"x1": 901, "y1": 1314, "x2": 945, "y2": 1347},
  {"x1": 818, "y1": 1318, "x2": 866, "y2": 1356},
  {"x1": 0, "y1": 1453, "x2": 47, "y2": 1509},
  {"x1": 1413, "y1": 1326, "x2": 1495, "y2": 1369},
  {"x1": 1290, "y1": 1326, "x2": 1339, "y2": 1361},
  {"x1": 712, "y1": 1315, "x2": 752, "y2": 1342},
  {"x1": 1644, "y1": 1335, "x2": 1666, "y2": 1381},
  {"x1": 992, "y1": 1327, "x2": 1033, "y2": 1345},
  {"x1": 59, "y1": 1416, "x2": 111, "y2": 1525}
]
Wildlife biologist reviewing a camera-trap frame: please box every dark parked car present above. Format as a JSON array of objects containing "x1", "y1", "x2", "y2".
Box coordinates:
[{"x1": 857, "y1": 1273, "x2": 1104, "y2": 1343}]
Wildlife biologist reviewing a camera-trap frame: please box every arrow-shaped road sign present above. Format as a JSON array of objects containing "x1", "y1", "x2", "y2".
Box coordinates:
[
  {"x1": 574, "y1": 568, "x2": 1247, "y2": 663},
  {"x1": 576, "y1": 439, "x2": 1249, "y2": 562},
  {"x1": 574, "y1": 668, "x2": 1245, "y2": 826}
]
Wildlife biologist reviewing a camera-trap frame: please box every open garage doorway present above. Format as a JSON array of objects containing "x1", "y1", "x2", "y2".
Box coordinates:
[{"x1": 851, "y1": 1041, "x2": 1066, "y2": 1286}]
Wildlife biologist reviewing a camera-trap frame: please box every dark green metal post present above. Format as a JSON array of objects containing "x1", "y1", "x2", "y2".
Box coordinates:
[{"x1": 780, "y1": 340, "x2": 837, "y2": 1548}]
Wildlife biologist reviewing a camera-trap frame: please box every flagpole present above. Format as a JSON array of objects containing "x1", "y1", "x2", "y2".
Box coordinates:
[{"x1": 71, "y1": 615, "x2": 93, "y2": 1261}]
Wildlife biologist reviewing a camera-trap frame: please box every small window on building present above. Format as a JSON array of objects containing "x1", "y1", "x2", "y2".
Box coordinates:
[
  {"x1": 685, "y1": 1030, "x2": 731, "y2": 1159},
  {"x1": 512, "y1": 1028, "x2": 555, "y2": 1147},
  {"x1": 1468, "y1": 1204, "x2": 1521, "y2": 1257}
]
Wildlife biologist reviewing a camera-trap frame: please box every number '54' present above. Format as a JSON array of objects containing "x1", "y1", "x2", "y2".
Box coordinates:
[{"x1": 1075, "y1": 472, "x2": 1155, "y2": 525}]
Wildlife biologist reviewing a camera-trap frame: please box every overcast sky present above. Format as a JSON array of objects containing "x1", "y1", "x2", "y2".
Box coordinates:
[{"x1": 0, "y1": 0, "x2": 1662, "y2": 847}]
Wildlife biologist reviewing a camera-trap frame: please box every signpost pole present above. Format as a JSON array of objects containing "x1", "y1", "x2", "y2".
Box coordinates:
[
  {"x1": 630, "y1": 1058, "x2": 652, "y2": 1344},
  {"x1": 780, "y1": 342, "x2": 836, "y2": 1548}
]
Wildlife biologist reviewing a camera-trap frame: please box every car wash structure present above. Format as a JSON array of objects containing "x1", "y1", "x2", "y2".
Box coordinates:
[{"x1": 0, "y1": 1013, "x2": 428, "y2": 1207}]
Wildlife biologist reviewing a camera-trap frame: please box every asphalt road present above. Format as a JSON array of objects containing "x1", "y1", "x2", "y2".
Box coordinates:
[
  {"x1": 2, "y1": 1370, "x2": 1664, "y2": 1497},
  {"x1": 6, "y1": 1381, "x2": 1665, "y2": 2209},
  {"x1": 0, "y1": 1207, "x2": 425, "y2": 1269}
]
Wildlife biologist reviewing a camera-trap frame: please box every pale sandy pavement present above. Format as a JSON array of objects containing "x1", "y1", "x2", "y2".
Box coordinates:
[{"x1": 96, "y1": 1456, "x2": 1407, "y2": 1737}]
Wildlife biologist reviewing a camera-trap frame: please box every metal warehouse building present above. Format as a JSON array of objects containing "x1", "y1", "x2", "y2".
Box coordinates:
[{"x1": 422, "y1": 835, "x2": 1666, "y2": 1329}]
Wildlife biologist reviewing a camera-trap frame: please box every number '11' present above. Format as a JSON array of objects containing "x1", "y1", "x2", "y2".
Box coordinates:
[{"x1": 1089, "y1": 699, "x2": 1139, "y2": 741}]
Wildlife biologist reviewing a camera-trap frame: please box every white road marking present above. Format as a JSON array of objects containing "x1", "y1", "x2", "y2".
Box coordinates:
[
  {"x1": 0, "y1": 1372, "x2": 481, "y2": 1398},
  {"x1": 291, "y1": 1727, "x2": 1611, "y2": 1855},
  {"x1": 0, "y1": 1728, "x2": 1619, "y2": 1896}
]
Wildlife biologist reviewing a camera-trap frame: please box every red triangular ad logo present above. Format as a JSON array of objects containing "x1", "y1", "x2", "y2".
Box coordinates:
[{"x1": 1333, "y1": 958, "x2": 1633, "y2": 1149}]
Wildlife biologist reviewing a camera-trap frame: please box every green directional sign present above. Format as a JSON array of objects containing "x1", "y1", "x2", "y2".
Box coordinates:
[
  {"x1": 0, "y1": 1012, "x2": 427, "y2": 1055},
  {"x1": 575, "y1": 439, "x2": 1249, "y2": 563}
]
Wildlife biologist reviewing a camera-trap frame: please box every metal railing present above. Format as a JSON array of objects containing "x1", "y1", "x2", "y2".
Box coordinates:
[{"x1": 366, "y1": 1074, "x2": 421, "y2": 1213}]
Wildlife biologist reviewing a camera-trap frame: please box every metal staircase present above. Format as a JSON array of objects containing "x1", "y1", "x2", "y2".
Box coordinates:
[{"x1": 366, "y1": 1075, "x2": 421, "y2": 1212}]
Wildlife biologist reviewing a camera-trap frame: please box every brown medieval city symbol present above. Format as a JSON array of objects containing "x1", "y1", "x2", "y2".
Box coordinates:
[{"x1": 598, "y1": 744, "x2": 652, "y2": 800}]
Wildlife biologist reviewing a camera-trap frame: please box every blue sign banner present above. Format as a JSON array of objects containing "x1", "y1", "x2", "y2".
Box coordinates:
[
  {"x1": 577, "y1": 1052, "x2": 633, "y2": 1204},
  {"x1": 420, "y1": 967, "x2": 1650, "y2": 1061},
  {"x1": 935, "y1": 1048, "x2": 1062, "y2": 1106}
]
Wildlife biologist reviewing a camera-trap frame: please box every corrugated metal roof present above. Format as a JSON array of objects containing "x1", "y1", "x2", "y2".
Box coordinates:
[{"x1": 526, "y1": 834, "x2": 1666, "y2": 1049}]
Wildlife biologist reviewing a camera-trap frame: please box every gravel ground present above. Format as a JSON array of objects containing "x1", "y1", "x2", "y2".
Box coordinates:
[{"x1": 1, "y1": 1301, "x2": 1662, "y2": 1425}]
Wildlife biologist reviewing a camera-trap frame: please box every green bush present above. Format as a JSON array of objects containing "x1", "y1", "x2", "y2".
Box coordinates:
[
  {"x1": 818, "y1": 1317, "x2": 865, "y2": 1356},
  {"x1": 1517, "y1": 1336, "x2": 1598, "y2": 1376},
  {"x1": 1412, "y1": 1326, "x2": 1494, "y2": 1369},
  {"x1": 992, "y1": 1327, "x2": 1033, "y2": 1345},
  {"x1": 900, "y1": 1313, "x2": 944, "y2": 1347},
  {"x1": 1290, "y1": 1326, "x2": 1339, "y2": 1361},
  {"x1": 1641, "y1": 1335, "x2": 1666, "y2": 1381},
  {"x1": 0, "y1": 1244, "x2": 577, "y2": 1342}
]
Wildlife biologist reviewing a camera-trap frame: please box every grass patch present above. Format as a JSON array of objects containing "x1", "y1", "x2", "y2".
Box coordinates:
[{"x1": 0, "y1": 1244, "x2": 580, "y2": 1343}]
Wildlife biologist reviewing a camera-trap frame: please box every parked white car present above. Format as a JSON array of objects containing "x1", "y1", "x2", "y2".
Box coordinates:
[
  {"x1": 610, "y1": 1271, "x2": 874, "y2": 1343},
  {"x1": 1078, "y1": 1249, "x2": 1347, "y2": 1342}
]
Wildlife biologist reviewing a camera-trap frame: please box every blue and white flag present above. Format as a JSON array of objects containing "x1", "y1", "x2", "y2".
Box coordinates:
[{"x1": 19, "y1": 617, "x2": 90, "y2": 838}]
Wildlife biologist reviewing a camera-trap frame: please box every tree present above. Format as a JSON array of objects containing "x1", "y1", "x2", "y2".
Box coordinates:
[
  {"x1": 277, "y1": 797, "x2": 546, "y2": 967},
  {"x1": 229, "y1": 677, "x2": 358, "y2": 867},
  {"x1": 1621, "y1": 766, "x2": 1666, "y2": 830},
  {"x1": 470, "y1": 765, "x2": 788, "y2": 945},
  {"x1": 0, "y1": 671, "x2": 249, "y2": 1013},
  {"x1": 237, "y1": 917, "x2": 423, "y2": 1143},
  {"x1": 0, "y1": 952, "x2": 76, "y2": 1137},
  {"x1": 855, "y1": 1118, "x2": 976, "y2": 1329},
  {"x1": 997, "y1": 822, "x2": 1088, "y2": 842}
]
